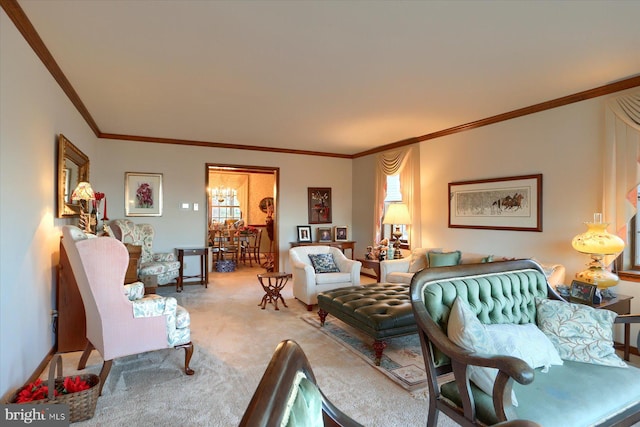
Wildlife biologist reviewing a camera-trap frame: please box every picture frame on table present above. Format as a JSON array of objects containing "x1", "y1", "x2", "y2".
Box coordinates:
[
  {"x1": 569, "y1": 280, "x2": 597, "y2": 305},
  {"x1": 297, "y1": 225, "x2": 312, "y2": 242},
  {"x1": 334, "y1": 226, "x2": 348, "y2": 242},
  {"x1": 317, "y1": 227, "x2": 332, "y2": 242},
  {"x1": 125, "y1": 172, "x2": 163, "y2": 216},
  {"x1": 448, "y1": 174, "x2": 542, "y2": 232}
]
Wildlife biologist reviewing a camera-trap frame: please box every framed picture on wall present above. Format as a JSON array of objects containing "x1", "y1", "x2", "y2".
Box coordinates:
[
  {"x1": 448, "y1": 174, "x2": 542, "y2": 231},
  {"x1": 297, "y1": 225, "x2": 312, "y2": 242},
  {"x1": 317, "y1": 227, "x2": 332, "y2": 242},
  {"x1": 308, "y1": 187, "x2": 332, "y2": 224},
  {"x1": 125, "y1": 172, "x2": 163, "y2": 216},
  {"x1": 334, "y1": 226, "x2": 348, "y2": 241}
]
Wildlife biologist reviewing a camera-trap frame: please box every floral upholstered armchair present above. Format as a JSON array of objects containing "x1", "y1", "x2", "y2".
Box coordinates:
[{"x1": 110, "y1": 219, "x2": 180, "y2": 287}]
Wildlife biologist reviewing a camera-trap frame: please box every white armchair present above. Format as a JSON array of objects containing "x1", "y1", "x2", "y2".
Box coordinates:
[{"x1": 289, "y1": 246, "x2": 362, "y2": 311}]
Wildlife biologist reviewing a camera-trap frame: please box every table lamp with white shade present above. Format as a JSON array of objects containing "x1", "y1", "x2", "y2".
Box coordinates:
[
  {"x1": 382, "y1": 203, "x2": 411, "y2": 259},
  {"x1": 71, "y1": 181, "x2": 95, "y2": 234}
]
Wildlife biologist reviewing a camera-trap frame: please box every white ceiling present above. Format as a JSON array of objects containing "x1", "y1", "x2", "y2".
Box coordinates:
[{"x1": 17, "y1": 0, "x2": 640, "y2": 156}]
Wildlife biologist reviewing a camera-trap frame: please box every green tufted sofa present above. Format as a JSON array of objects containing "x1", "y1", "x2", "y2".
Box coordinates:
[{"x1": 410, "y1": 259, "x2": 640, "y2": 427}]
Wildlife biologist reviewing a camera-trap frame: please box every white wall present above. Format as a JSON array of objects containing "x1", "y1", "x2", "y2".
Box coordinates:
[
  {"x1": 0, "y1": 9, "x2": 353, "y2": 399},
  {"x1": 353, "y1": 87, "x2": 640, "y2": 343},
  {"x1": 93, "y1": 140, "x2": 353, "y2": 275},
  {"x1": 0, "y1": 10, "x2": 100, "y2": 399}
]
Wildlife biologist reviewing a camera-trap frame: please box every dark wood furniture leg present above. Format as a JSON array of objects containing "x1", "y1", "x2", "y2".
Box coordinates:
[
  {"x1": 77, "y1": 340, "x2": 94, "y2": 370},
  {"x1": 98, "y1": 359, "x2": 113, "y2": 396},
  {"x1": 372, "y1": 340, "x2": 387, "y2": 366},
  {"x1": 177, "y1": 341, "x2": 195, "y2": 375}
]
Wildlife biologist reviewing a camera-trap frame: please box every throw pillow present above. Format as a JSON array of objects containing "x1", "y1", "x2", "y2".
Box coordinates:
[
  {"x1": 428, "y1": 250, "x2": 461, "y2": 267},
  {"x1": 308, "y1": 253, "x2": 340, "y2": 274},
  {"x1": 448, "y1": 297, "x2": 518, "y2": 406},
  {"x1": 408, "y1": 248, "x2": 432, "y2": 273},
  {"x1": 486, "y1": 323, "x2": 563, "y2": 372},
  {"x1": 536, "y1": 298, "x2": 627, "y2": 368}
]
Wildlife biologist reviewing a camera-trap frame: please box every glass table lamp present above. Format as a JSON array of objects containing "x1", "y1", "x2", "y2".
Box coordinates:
[{"x1": 571, "y1": 213, "x2": 625, "y2": 289}]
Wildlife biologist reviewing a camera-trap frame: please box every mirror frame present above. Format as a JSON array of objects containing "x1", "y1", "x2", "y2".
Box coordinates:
[{"x1": 57, "y1": 134, "x2": 90, "y2": 218}]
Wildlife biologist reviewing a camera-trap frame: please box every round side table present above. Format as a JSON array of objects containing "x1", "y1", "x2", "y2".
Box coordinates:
[{"x1": 257, "y1": 272, "x2": 292, "y2": 310}]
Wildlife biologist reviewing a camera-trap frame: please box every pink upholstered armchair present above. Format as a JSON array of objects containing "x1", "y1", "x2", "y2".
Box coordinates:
[{"x1": 61, "y1": 225, "x2": 194, "y2": 395}]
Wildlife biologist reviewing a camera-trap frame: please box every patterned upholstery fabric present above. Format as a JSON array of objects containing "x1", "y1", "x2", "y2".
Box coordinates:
[
  {"x1": 123, "y1": 281, "x2": 145, "y2": 300},
  {"x1": 111, "y1": 219, "x2": 180, "y2": 286},
  {"x1": 131, "y1": 292, "x2": 191, "y2": 346}
]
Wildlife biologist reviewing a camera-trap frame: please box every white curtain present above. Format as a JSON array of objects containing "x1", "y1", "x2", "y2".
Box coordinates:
[
  {"x1": 603, "y1": 91, "x2": 640, "y2": 267},
  {"x1": 374, "y1": 145, "x2": 421, "y2": 249}
]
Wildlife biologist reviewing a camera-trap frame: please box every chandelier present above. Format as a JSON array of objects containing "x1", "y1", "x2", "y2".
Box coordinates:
[{"x1": 210, "y1": 186, "x2": 236, "y2": 203}]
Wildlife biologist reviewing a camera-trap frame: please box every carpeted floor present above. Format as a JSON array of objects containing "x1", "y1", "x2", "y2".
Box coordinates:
[
  {"x1": 51, "y1": 264, "x2": 458, "y2": 427},
  {"x1": 301, "y1": 314, "x2": 428, "y2": 393}
]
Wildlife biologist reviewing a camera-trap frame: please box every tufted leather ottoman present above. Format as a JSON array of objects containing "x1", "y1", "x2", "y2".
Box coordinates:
[{"x1": 317, "y1": 283, "x2": 417, "y2": 365}]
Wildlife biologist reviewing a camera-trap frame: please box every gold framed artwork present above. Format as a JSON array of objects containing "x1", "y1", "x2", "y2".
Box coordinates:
[{"x1": 317, "y1": 227, "x2": 332, "y2": 242}]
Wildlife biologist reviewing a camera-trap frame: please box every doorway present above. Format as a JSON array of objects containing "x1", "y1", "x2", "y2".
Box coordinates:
[{"x1": 206, "y1": 164, "x2": 279, "y2": 271}]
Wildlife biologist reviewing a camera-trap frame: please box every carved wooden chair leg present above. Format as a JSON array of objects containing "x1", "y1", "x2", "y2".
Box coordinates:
[
  {"x1": 98, "y1": 360, "x2": 113, "y2": 396},
  {"x1": 77, "y1": 341, "x2": 95, "y2": 370},
  {"x1": 177, "y1": 342, "x2": 195, "y2": 375}
]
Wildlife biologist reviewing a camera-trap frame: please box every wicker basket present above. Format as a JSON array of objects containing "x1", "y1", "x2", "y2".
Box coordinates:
[{"x1": 8, "y1": 354, "x2": 100, "y2": 423}]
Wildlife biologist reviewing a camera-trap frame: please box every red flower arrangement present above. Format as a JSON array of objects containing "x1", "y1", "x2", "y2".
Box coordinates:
[
  {"x1": 237, "y1": 225, "x2": 258, "y2": 235},
  {"x1": 14, "y1": 376, "x2": 91, "y2": 403}
]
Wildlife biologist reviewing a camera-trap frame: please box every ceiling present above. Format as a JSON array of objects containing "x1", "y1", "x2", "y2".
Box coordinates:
[{"x1": 14, "y1": 0, "x2": 640, "y2": 157}]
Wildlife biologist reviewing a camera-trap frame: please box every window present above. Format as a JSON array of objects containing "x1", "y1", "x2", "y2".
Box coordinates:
[
  {"x1": 627, "y1": 187, "x2": 640, "y2": 270},
  {"x1": 209, "y1": 188, "x2": 241, "y2": 225},
  {"x1": 616, "y1": 185, "x2": 640, "y2": 280},
  {"x1": 382, "y1": 175, "x2": 408, "y2": 246}
]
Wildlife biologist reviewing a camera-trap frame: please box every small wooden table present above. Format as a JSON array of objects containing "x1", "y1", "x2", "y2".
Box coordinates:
[
  {"x1": 176, "y1": 247, "x2": 209, "y2": 292},
  {"x1": 289, "y1": 241, "x2": 356, "y2": 259},
  {"x1": 358, "y1": 258, "x2": 381, "y2": 281},
  {"x1": 257, "y1": 272, "x2": 292, "y2": 310},
  {"x1": 596, "y1": 293, "x2": 633, "y2": 360}
]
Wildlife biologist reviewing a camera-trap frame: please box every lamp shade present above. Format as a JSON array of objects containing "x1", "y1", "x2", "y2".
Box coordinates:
[
  {"x1": 383, "y1": 203, "x2": 411, "y2": 225},
  {"x1": 571, "y1": 222, "x2": 625, "y2": 255},
  {"x1": 71, "y1": 182, "x2": 95, "y2": 201},
  {"x1": 571, "y1": 219, "x2": 625, "y2": 289}
]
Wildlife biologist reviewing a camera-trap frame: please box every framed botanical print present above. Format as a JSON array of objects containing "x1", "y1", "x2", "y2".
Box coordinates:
[{"x1": 125, "y1": 172, "x2": 163, "y2": 216}]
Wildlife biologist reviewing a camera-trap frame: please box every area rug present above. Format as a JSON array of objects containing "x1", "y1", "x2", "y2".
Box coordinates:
[{"x1": 302, "y1": 314, "x2": 428, "y2": 392}]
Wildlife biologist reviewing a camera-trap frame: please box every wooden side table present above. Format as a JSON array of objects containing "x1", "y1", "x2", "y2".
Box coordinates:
[
  {"x1": 176, "y1": 247, "x2": 209, "y2": 292},
  {"x1": 596, "y1": 293, "x2": 633, "y2": 360},
  {"x1": 289, "y1": 241, "x2": 356, "y2": 259},
  {"x1": 124, "y1": 244, "x2": 141, "y2": 283},
  {"x1": 257, "y1": 272, "x2": 292, "y2": 310},
  {"x1": 357, "y1": 258, "x2": 381, "y2": 282}
]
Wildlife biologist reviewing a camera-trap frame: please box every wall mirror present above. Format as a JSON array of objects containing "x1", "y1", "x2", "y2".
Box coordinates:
[{"x1": 57, "y1": 134, "x2": 90, "y2": 218}]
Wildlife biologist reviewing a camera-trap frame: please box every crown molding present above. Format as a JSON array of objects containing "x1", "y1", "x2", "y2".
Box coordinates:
[{"x1": 4, "y1": 0, "x2": 638, "y2": 159}]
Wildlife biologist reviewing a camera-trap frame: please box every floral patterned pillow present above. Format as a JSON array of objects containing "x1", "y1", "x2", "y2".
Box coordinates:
[
  {"x1": 536, "y1": 298, "x2": 627, "y2": 368},
  {"x1": 308, "y1": 253, "x2": 339, "y2": 273}
]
